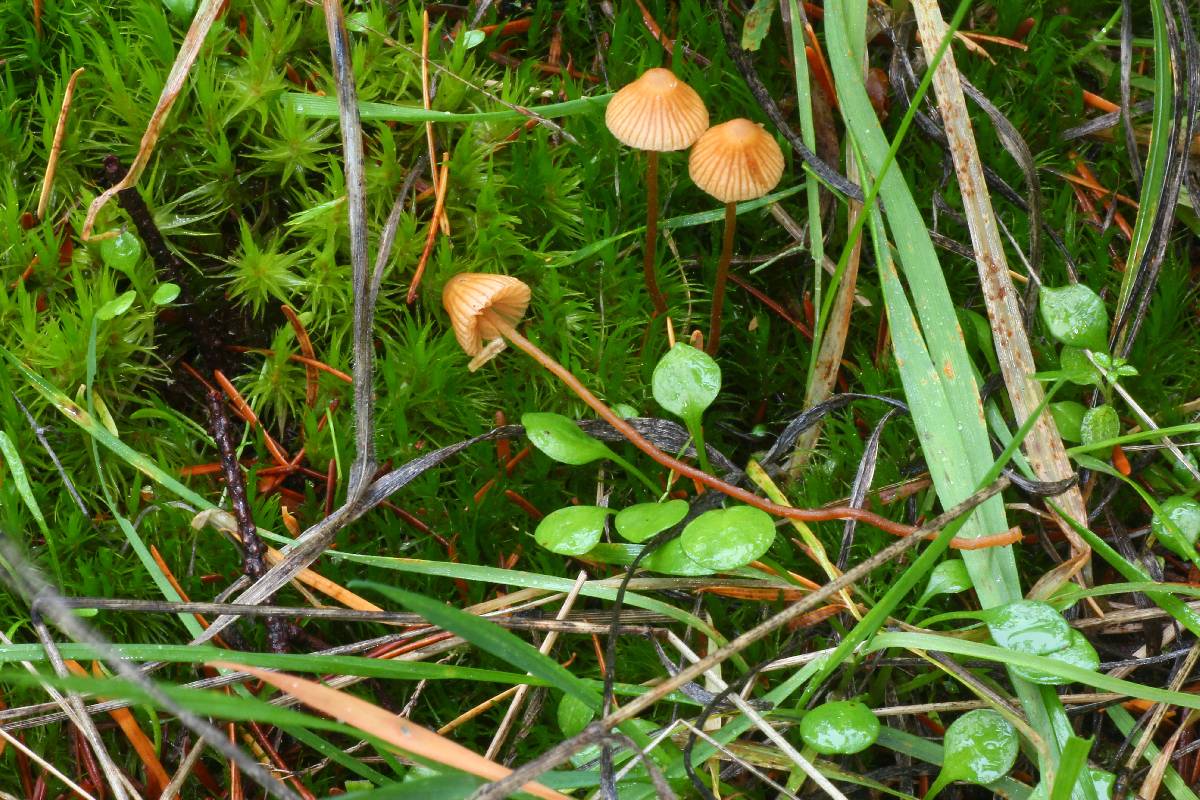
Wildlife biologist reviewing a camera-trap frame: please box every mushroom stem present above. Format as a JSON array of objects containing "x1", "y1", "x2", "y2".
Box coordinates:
[
  {"x1": 643, "y1": 151, "x2": 667, "y2": 316},
  {"x1": 706, "y1": 202, "x2": 737, "y2": 356},
  {"x1": 483, "y1": 310, "x2": 934, "y2": 539}
]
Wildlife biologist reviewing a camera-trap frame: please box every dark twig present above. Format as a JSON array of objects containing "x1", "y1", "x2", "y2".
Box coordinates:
[
  {"x1": 14, "y1": 395, "x2": 89, "y2": 518},
  {"x1": 204, "y1": 390, "x2": 288, "y2": 653}
]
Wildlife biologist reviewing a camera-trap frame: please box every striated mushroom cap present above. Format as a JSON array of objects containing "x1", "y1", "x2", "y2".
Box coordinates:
[
  {"x1": 442, "y1": 273, "x2": 531, "y2": 356},
  {"x1": 605, "y1": 68, "x2": 709, "y2": 152},
  {"x1": 688, "y1": 118, "x2": 785, "y2": 203}
]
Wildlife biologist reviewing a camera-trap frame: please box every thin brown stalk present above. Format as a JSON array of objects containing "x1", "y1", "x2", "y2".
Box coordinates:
[
  {"x1": 643, "y1": 151, "x2": 667, "y2": 316},
  {"x1": 489, "y1": 312, "x2": 1020, "y2": 547},
  {"x1": 706, "y1": 203, "x2": 737, "y2": 355}
]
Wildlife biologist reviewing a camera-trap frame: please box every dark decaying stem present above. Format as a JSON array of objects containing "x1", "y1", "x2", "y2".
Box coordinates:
[
  {"x1": 706, "y1": 202, "x2": 737, "y2": 356},
  {"x1": 101, "y1": 155, "x2": 227, "y2": 372},
  {"x1": 484, "y1": 312, "x2": 1023, "y2": 546},
  {"x1": 643, "y1": 151, "x2": 667, "y2": 316},
  {"x1": 205, "y1": 390, "x2": 289, "y2": 653}
]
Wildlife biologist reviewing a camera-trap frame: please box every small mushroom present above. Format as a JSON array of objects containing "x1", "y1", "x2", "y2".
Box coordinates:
[
  {"x1": 688, "y1": 118, "x2": 784, "y2": 355},
  {"x1": 441, "y1": 273, "x2": 920, "y2": 538},
  {"x1": 606, "y1": 68, "x2": 709, "y2": 316}
]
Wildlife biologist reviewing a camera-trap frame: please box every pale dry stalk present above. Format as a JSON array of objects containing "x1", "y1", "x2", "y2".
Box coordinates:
[{"x1": 910, "y1": 0, "x2": 1090, "y2": 587}]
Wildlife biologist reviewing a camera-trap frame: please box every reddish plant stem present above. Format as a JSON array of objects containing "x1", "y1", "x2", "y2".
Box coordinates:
[
  {"x1": 205, "y1": 390, "x2": 289, "y2": 653},
  {"x1": 706, "y1": 203, "x2": 736, "y2": 355},
  {"x1": 643, "y1": 151, "x2": 667, "y2": 316},
  {"x1": 490, "y1": 314, "x2": 1018, "y2": 549}
]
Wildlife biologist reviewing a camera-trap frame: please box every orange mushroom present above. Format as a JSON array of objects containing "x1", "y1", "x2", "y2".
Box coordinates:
[
  {"x1": 606, "y1": 68, "x2": 709, "y2": 316},
  {"x1": 688, "y1": 118, "x2": 784, "y2": 355},
  {"x1": 440, "y1": 273, "x2": 923, "y2": 540}
]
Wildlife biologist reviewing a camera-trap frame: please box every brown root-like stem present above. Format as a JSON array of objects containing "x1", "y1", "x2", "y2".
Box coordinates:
[
  {"x1": 706, "y1": 202, "x2": 737, "y2": 355},
  {"x1": 643, "y1": 151, "x2": 668, "y2": 316},
  {"x1": 485, "y1": 311, "x2": 1018, "y2": 549}
]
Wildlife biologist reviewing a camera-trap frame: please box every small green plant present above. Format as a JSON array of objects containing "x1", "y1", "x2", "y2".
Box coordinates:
[
  {"x1": 798, "y1": 700, "x2": 880, "y2": 755},
  {"x1": 926, "y1": 709, "x2": 1019, "y2": 799}
]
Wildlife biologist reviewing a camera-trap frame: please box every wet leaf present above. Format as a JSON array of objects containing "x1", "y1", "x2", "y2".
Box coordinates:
[
  {"x1": 1058, "y1": 346, "x2": 1102, "y2": 386},
  {"x1": 161, "y1": 0, "x2": 196, "y2": 17},
  {"x1": 984, "y1": 600, "x2": 1072, "y2": 656},
  {"x1": 741, "y1": 0, "x2": 779, "y2": 51},
  {"x1": 1080, "y1": 404, "x2": 1119, "y2": 446},
  {"x1": 917, "y1": 560, "x2": 973, "y2": 605},
  {"x1": 680, "y1": 506, "x2": 775, "y2": 571},
  {"x1": 100, "y1": 230, "x2": 142, "y2": 274},
  {"x1": 97, "y1": 290, "x2": 137, "y2": 321},
  {"x1": 1049, "y1": 401, "x2": 1086, "y2": 443},
  {"x1": 799, "y1": 700, "x2": 880, "y2": 755},
  {"x1": 652, "y1": 344, "x2": 721, "y2": 425},
  {"x1": 927, "y1": 709, "x2": 1018, "y2": 798},
  {"x1": 643, "y1": 538, "x2": 712, "y2": 576},
  {"x1": 522, "y1": 412, "x2": 618, "y2": 466},
  {"x1": 1151, "y1": 495, "x2": 1200, "y2": 561},
  {"x1": 534, "y1": 506, "x2": 612, "y2": 556},
  {"x1": 151, "y1": 283, "x2": 181, "y2": 305},
  {"x1": 614, "y1": 500, "x2": 689, "y2": 543},
  {"x1": 1011, "y1": 629, "x2": 1100, "y2": 685},
  {"x1": 557, "y1": 693, "x2": 595, "y2": 738},
  {"x1": 1040, "y1": 284, "x2": 1109, "y2": 352}
]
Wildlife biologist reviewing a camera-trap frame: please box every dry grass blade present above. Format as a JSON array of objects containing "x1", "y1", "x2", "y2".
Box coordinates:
[
  {"x1": 909, "y1": 0, "x2": 1090, "y2": 585},
  {"x1": 81, "y1": 0, "x2": 223, "y2": 239},
  {"x1": 213, "y1": 662, "x2": 572, "y2": 800},
  {"x1": 36, "y1": 66, "x2": 85, "y2": 221}
]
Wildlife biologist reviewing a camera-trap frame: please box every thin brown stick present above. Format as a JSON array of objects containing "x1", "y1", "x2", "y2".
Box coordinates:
[
  {"x1": 706, "y1": 203, "x2": 737, "y2": 355},
  {"x1": 643, "y1": 151, "x2": 667, "y2": 316},
  {"x1": 205, "y1": 390, "x2": 289, "y2": 654},
  {"x1": 490, "y1": 312, "x2": 1019, "y2": 548}
]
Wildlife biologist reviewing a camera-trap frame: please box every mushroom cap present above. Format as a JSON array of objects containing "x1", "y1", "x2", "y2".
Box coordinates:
[
  {"x1": 442, "y1": 273, "x2": 531, "y2": 356},
  {"x1": 688, "y1": 119, "x2": 785, "y2": 203},
  {"x1": 605, "y1": 68, "x2": 709, "y2": 152}
]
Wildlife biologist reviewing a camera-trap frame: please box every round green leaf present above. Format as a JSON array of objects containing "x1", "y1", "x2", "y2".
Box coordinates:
[
  {"x1": 799, "y1": 701, "x2": 880, "y2": 755},
  {"x1": 534, "y1": 506, "x2": 611, "y2": 556},
  {"x1": 680, "y1": 506, "x2": 775, "y2": 571},
  {"x1": 1151, "y1": 495, "x2": 1200, "y2": 560},
  {"x1": 557, "y1": 692, "x2": 595, "y2": 738},
  {"x1": 161, "y1": 0, "x2": 195, "y2": 16},
  {"x1": 462, "y1": 29, "x2": 487, "y2": 48},
  {"x1": 612, "y1": 403, "x2": 640, "y2": 419},
  {"x1": 522, "y1": 412, "x2": 617, "y2": 466},
  {"x1": 939, "y1": 709, "x2": 1018, "y2": 785},
  {"x1": 1080, "y1": 404, "x2": 1119, "y2": 446},
  {"x1": 99, "y1": 231, "x2": 142, "y2": 274},
  {"x1": 984, "y1": 600, "x2": 1072, "y2": 656},
  {"x1": 651, "y1": 344, "x2": 721, "y2": 423},
  {"x1": 614, "y1": 500, "x2": 689, "y2": 543},
  {"x1": 1049, "y1": 401, "x2": 1087, "y2": 443},
  {"x1": 1059, "y1": 346, "x2": 1102, "y2": 386},
  {"x1": 643, "y1": 538, "x2": 711, "y2": 576},
  {"x1": 151, "y1": 282, "x2": 181, "y2": 306},
  {"x1": 1171, "y1": 450, "x2": 1200, "y2": 488},
  {"x1": 1011, "y1": 629, "x2": 1100, "y2": 685},
  {"x1": 96, "y1": 290, "x2": 137, "y2": 321},
  {"x1": 918, "y1": 560, "x2": 972, "y2": 605},
  {"x1": 1039, "y1": 284, "x2": 1109, "y2": 351}
]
